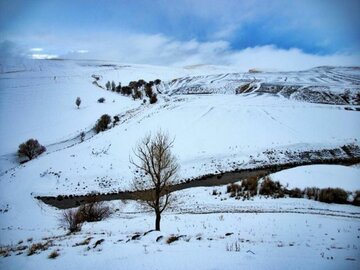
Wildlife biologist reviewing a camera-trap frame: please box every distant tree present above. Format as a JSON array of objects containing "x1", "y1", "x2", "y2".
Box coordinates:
[
  {"x1": 137, "y1": 79, "x2": 146, "y2": 87},
  {"x1": 94, "y1": 114, "x2": 111, "y2": 133},
  {"x1": 131, "y1": 131, "x2": 179, "y2": 231},
  {"x1": 150, "y1": 93, "x2": 158, "y2": 104},
  {"x1": 75, "y1": 97, "x2": 81, "y2": 109},
  {"x1": 18, "y1": 139, "x2": 46, "y2": 161},
  {"x1": 113, "y1": 115, "x2": 120, "y2": 126},
  {"x1": 105, "y1": 81, "x2": 111, "y2": 90},
  {"x1": 80, "y1": 131, "x2": 85, "y2": 142},
  {"x1": 128, "y1": 81, "x2": 138, "y2": 90},
  {"x1": 154, "y1": 79, "x2": 161, "y2": 85},
  {"x1": 145, "y1": 83, "x2": 153, "y2": 98},
  {"x1": 111, "y1": 81, "x2": 116, "y2": 91},
  {"x1": 121, "y1": 86, "x2": 132, "y2": 96},
  {"x1": 132, "y1": 89, "x2": 143, "y2": 100},
  {"x1": 116, "y1": 83, "x2": 122, "y2": 93}
]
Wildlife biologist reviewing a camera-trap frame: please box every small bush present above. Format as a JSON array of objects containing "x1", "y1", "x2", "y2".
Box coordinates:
[
  {"x1": 61, "y1": 209, "x2": 83, "y2": 232},
  {"x1": 304, "y1": 187, "x2": 320, "y2": 200},
  {"x1": 259, "y1": 176, "x2": 284, "y2": 198},
  {"x1": 241, "y1": 176, "x2": 258, "y2": 196},
  {"x1": 48, "y1": 250, "x2": 59, "y2": 259},
  {"x1": 98, "y1": 97, "x2": 105, "y2": 103},
  {"x1": 78, "y1": 201, "x2": 111, "y2": 222},
  {"x1": 226, "y1": 183, "x2": 240, "y2": 197},
  {"x1": 353, "y1": 191, "x2": 360, "y2": 206},
  {"x1": 166, "y1": 235, "x2": 180, "y2": 244},
  {"x1": 18, "y1": 139, "x2": 46, "y2": 161},
  {"x1": 150, "y1": 93, "x2": 158, "y2": 104},
  {"x1": 289, "y1": 188, "x2": 303, "y2": 198},
  {"x1": 318, "y1": 188, "x2": 348, "y2": 204},
  {"x1": 27, "y1": 241, "x2": 51, "y2": 256},
  {"x1": 94, "y1": 114, "x2": 111, "y2": 133}
]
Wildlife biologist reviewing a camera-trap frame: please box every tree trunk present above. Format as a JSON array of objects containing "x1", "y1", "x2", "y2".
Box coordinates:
[{"x1": 155, "y1": 211, "x2": 161, "y2": 231}]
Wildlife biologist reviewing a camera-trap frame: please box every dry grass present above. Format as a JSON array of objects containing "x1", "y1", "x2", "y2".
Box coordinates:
[
  {"x1": 48, "y1": 250, "x2": 59, "y2": 259},
  {"x1": 259, "y1": 176, "x2": 284, "y2": 198},
  {"x1": 166, "y1": 235, "x2": 181, "y2": 244},
  {"x1": 318, "y1": 188, "x2": 348, "y2": 204},
  {"x1": 27, "y1": 241, "x2": 52, "y2": 256}
]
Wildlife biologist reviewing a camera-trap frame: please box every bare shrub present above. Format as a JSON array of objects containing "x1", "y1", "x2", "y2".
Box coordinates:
[
  {"x1": 353, "y1": 190, "x2": 360, "y2": 206},
  {"x1": 241, "y1": 176, "x2": 258, "y2": 196},
  {"x1": 94, "y1": 114, "x2": 111, "y2": 133},
  {"x1": 48, "y1": 250, "x2": 59, "y2": 259},
  {"x1": 289, "y1": 188, "x2": 303, "y2": 198},
  {"x1": 318, "y1": 188, "x2": 348, "y2": 204},
  {"x1": 18, "y1": 139, "x2": 46, "y2": 161},
  {"x1": 226, "y1": 241, "x2": 241, "y2": 252},
  {"x1": 166, "y1": 235, "x2": 180, "y2": 244},
  {"x1": 304, "y1": 187, "x2": 320, "y2": 200},
  {"x1": 61, "y1": 209, "x2": 83, "y2": 233},
  {"x1": 27, "y1": 241, "x2": 52, "y2": 256},
  {"x1": 226, "y1": 183, "x2": 240, "y2": 197},
  {"x1": 259, "y1": 176, "x2": 284, "y2": 198},
  {"x1": 61, "y1": 201, "x2": 110, "y2": 232},
  {"x1": 78, "y1": 201, "x2": 111, "y2": 222}
]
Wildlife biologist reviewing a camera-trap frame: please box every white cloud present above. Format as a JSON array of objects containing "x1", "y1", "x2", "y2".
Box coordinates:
[
  {"x1": 29, "y1": 48, "x2": 43, "y2": 52},
  {"x1": 2, "y1": 31, "x2": 359, "y2": 71},
  {"x1": 30, "y1": 53, "x2": 58, "y2": 59},
  {"x1": 56, "y1": 32, "x2": 358, "y2": 71}
]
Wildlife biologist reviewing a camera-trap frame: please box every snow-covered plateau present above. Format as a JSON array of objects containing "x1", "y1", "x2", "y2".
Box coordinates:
[{"x1": 0, "y1": 59, "x2": 359, "y2": 269}]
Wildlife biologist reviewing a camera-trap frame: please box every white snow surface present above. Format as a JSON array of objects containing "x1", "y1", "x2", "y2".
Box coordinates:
[
  {"x1": 0, "y1": 59, "x2": 360, "y2": 270},
  {"x1": 271, "y1": 164, "x2": 360, "y2": 190}
]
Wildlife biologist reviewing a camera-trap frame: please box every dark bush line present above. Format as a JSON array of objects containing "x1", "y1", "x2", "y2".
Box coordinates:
[
  {"x1": 225, "y1": 176, "x2": 357, "y2": 205},
  {"x1": 104, "y1": 79, "x2": 160, "y2": 104}
]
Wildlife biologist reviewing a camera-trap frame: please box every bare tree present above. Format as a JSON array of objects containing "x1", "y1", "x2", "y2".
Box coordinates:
[{"x1": 130, "y1": 131, "x2": 179, "y2": 231}]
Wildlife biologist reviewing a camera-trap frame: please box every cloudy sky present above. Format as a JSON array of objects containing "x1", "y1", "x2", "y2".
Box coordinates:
[{"x1": 0, "y1": 0, "x2": 359, "y2": 70}]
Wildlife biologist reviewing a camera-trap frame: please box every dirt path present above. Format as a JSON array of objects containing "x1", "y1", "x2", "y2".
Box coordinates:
[{"x1": 37, "y1": 156, "x2": 360, "y2": 209}]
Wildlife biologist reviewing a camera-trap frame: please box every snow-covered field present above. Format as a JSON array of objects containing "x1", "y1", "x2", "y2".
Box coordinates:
[{"x1": 0, "y1": 59, "x2": 359, "y2": 269}]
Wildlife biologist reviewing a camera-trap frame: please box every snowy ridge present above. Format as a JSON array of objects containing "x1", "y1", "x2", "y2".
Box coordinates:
[{"x1": 166, "y1": 66, "x2": 360, "y2": 105}]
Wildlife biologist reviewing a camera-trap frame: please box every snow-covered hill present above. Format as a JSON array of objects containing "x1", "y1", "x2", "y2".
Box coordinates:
[
  {"x1": 0, "y1": 59, "x2": 359, "y2": 270},
  {"x1": 167, "y1": 66, "x2": 360, "y2": 105}
]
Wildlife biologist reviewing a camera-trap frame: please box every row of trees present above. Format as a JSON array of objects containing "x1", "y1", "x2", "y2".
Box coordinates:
[{"x1": 105, "y1": 79, "x2": 160, "y2": 104}]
